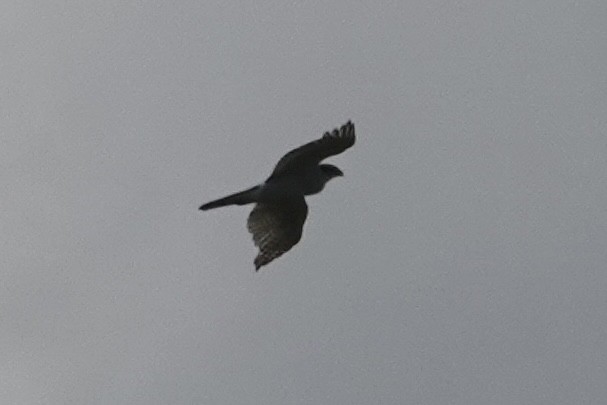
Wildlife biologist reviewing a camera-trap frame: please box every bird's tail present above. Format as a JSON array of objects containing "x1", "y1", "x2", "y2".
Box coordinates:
[{"x1": 199, "y1": 186, "x2": 260, "y2": 211}]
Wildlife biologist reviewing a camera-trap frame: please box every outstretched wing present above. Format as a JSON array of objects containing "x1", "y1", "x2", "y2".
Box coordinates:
[
  {"x1": 270, "y1": 121, "x2": 355, "y2": 178},
  {"x1": 247, "y1": 196, "x2": 308, "y2": 271}
]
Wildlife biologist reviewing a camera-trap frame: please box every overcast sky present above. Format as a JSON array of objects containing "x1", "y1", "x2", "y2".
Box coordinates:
[{"x1": 2, "y1": 1, "x2": 606, "y2": 404}]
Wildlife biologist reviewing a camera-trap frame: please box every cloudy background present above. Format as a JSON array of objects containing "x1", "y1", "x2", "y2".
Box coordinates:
[{"x1": 3, "y1": 1, "x2": 606, "y2": 403}]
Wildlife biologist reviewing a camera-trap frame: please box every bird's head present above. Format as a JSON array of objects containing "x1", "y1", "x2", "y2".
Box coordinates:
[{"x1": 320, "y1": 164, "x2": 344, "y2": 182}]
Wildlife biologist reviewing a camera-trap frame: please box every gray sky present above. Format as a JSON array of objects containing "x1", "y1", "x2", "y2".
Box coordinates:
[{"x1": 2, "y1": 1, "x2": 606, "y2": 404}]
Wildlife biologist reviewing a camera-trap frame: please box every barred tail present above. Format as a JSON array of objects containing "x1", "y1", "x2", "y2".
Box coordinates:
[{"x1": 199, "y1": 186, "x2": 259, "y2": 211}]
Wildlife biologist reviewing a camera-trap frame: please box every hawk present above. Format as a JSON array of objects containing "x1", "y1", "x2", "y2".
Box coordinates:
[{"x1": 199, "y1": 121, "x2": 355, "y2": 271}]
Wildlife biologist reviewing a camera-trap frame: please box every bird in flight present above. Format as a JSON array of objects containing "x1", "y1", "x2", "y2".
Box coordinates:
[{"x1": 199, "y1": 121, "x2": 355, "y2": 271}]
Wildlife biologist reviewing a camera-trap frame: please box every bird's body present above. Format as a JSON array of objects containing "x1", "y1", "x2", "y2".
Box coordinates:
[{"x1": 199, "y1": 121, "x2": 355, "y2": 271}]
